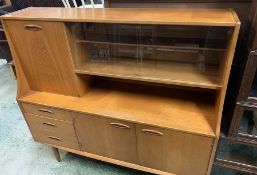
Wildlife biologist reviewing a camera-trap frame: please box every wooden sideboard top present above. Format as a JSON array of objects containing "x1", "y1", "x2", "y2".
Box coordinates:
[{"x1": 1, "y1": 7, "x2": 239, "y2": 26}]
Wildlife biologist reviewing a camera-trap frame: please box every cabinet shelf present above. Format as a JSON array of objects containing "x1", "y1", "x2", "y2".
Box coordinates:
[
  {"x1": 20, "y1": 87, "x2": 216, "y2": 137},
  {"x1": 75, "y1": 60, "x2": 222, "y2": 89}
]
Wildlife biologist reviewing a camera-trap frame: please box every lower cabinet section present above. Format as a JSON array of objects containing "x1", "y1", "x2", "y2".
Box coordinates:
[
  {"x1": 22, "y1": 104, "x2": 214, "y2": 175},
  {"x1": 73, "y1": 112, "x2": 214, "y2": 175},
  {"x1": 136, "y1": 125, "x2": 214, "y2": 175},
  {"x1": 74, "y1": 113, "x2": 138, "y2": 164}
]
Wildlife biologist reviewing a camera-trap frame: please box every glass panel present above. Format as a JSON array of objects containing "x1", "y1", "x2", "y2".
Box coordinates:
[
  {"x1": 216, "y1": 138, "x2": 257, "y2": 167},
  {"x1": 238, "y1": 109, "x2": 257, "y2": 140},
  {"x1": 67, "y1": 22, "x2": 233, "y2": 88}
]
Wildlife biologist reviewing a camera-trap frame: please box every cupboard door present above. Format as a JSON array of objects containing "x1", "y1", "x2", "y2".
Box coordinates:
[
  {"x1": 4, "y1": 20, "x2": 80, "y2": 96},
  {"x1": 74, "y1": 113, "x2": 138, "y2": 163},
  {"x1": 136, "y1": 124, "x2": 214, "y2": 175}
]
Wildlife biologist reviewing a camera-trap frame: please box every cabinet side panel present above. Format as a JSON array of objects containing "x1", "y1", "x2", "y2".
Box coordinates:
[
  {"x1": 209, "y1": 22, "x2": 241, "y2": 174},
  {"x1": 4, "y1": 20, "x2": 83, "y2": 96},
  {"x1": 1, "y1": 20, "x2": 30, "y2": 98}
]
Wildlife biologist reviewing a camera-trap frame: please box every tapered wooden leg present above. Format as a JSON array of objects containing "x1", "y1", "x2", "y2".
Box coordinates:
[{"x1": 52, "y1": 147, "x2": 61, "y2": 162}]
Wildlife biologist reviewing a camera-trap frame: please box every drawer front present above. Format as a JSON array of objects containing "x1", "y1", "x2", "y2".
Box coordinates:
[
  {"x1": 136, "y1": 124, "x2": 213, "y2": 175},
  {"x1": 31, "y1": 128, "x2": 80, "y2": 150},
  {"x1": 74, "y1": 113, "x2": 138, "y2": 164},
  {"x1": 22, "y1": 103, "x2": 72, "y2": 121},
  {"x1": 25, "y1": 113, "x2": 76, "y2": 137}
]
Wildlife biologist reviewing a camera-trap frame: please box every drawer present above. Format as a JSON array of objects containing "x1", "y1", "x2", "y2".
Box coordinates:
[
  {"x1": 136, "y1": 124, "x2": 213, "y2": 175},
  {"x1": 31, "y1": 127, "x2": 80, "y2": 150},
  {"x1": 25, "y1": 113, "x2": 76, "y2": 137},
  {"x1": 21, "y1": 103, "x2": 72, "y2": 122}
]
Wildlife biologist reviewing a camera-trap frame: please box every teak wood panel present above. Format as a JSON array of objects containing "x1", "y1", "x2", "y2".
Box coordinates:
[
  {"x1": 3, "y1": 20, "x2": 82, "y2": 96},
  {"x1": 2, "y1": 7, "x2": 238, "y2": 26},
  {"x1": 136, "y1": 124, "x2": 214, "y2": 175},
  {"x1": 74, "y1": 113, "x2": 138, "y2": 164}
]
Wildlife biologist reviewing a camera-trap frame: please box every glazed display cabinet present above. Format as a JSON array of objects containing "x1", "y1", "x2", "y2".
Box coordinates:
[{"x1": 1, "y1": 8, "x2": 240, "y2": 175}]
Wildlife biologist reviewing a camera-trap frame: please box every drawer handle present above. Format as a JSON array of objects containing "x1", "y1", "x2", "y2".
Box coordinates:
[
  {"x1": 47, "y1": 136, "x2": 62, "y2": 141},
  {"x1": 142, "y1": 129, "x2": 164, "y2": 136},
  {"x1": 43, "y1": 122, "x2": 56, "y2": 127},
  {"x1": 24, "y1": 24, "x2": 42, "y2": 31},
  {"x1": 38, "y1": 108, "x2": 54, "y2": 114},
  {"x1": 110, "y1": 122, "x2": 130, "y2": 129}
]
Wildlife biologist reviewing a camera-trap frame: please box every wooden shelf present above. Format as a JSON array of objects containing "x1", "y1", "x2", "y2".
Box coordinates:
[
  {"x1": 19, "y1": 88, "x2": 216, "y2": 137},
  {"x1": 76, "y1": 40, "x2": 226, "y2": 52},
  {"x1": 75, "y1": 60, "x2": 221, "y2": 89}
]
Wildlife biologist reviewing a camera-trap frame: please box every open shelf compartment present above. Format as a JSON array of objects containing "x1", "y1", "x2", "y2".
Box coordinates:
[
  {"x1": 66, "y1": 22, "x2": 234, "y2": 89},
  {"x1": 19, "y1": 77, "x2": 217, "y2": 137}
]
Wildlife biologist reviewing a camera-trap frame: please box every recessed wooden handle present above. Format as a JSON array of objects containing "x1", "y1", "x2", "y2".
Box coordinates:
[
  {"x1": 24, "y1": 24, "x2": 42, "y2": 31},
  {"x1": 48, "y1": 136, "x2": 62, "y2": 141},
  {"x1": 38, "y1": 108, "x2": 54, "y2": 114},
  {"x1": 43, "y1": 122, "x2": 56, "y2": 127},
  {"x1": 142, "y1": 129, "x2": 164, "y2": 136},
  {"x1": 110, "y1": 122, "x2": 130, "y2": 129}
]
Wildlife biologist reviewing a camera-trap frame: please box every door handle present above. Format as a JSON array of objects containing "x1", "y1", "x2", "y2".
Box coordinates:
[
  {"x1": 24, "y1": 24, "x2": 42, "y2": 31},
  {"x1": 110, "y1": 122, "x2": 130, "y2": 129},
  {"x1": 38, "y1": 108, "x2": 54, "y2": 114},
  {"x1": 47, "y1": 136, "x2": 62, "y2": 141},
  {"x1": 142, "y1": 129, "x2": 164, "y2": 136},
  {"x1": 43, "y1": 122, "x2": 56, "y2": 127}
]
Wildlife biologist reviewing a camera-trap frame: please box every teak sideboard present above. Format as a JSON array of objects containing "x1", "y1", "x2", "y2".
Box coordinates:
[{"x1": 1, "y1": 7, "x2": 240, "y2": 175}]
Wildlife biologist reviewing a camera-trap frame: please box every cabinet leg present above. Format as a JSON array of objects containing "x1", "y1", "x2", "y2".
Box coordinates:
[{"x1": 52, "y1": 147, "x2": 61, "y2": 162}]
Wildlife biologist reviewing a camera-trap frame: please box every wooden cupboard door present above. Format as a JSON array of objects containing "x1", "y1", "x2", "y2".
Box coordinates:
[
  {"x1": 4, "y1": 20, "x2": 80, "y2": 96},
  {"x1": 74, "y1": 113, "x2": 138, "y2": 163},
  {"x1": 136, "y1": 124, "x2": 214, "y2": 175}
]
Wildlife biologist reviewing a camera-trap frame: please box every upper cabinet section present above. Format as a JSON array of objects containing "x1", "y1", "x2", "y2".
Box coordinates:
[
  {"x1": 1, "y1": 8, "x2": 240, "y2": 91},
  {"x1": 66, "y1": 22, "x2": 234, "y2": 89}
]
